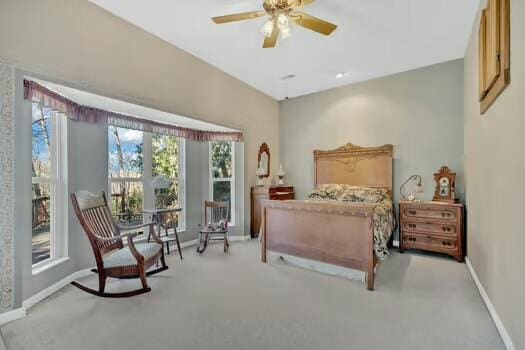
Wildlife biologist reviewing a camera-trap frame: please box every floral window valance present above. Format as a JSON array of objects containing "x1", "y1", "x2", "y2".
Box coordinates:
[{"x1": 23, "y1": 80, "x2": 243, "y2": 142}]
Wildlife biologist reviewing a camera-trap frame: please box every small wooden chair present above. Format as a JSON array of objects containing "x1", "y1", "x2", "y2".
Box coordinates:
[
  {"x1": 197, "y1": 201, "x2": 230, "y2": 254},
  {"x1": 71, "y1": 191, "x2": 168, "y2": 298}
]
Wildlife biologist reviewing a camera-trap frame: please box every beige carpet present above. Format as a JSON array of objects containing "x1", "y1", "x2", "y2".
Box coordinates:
[{"x1": 1, "y1": 240, "x2": 504, "y2": 350}]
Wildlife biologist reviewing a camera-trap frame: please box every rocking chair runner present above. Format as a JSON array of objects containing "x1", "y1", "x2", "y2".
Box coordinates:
[
  {"x1": 197, "y1": 201, "x2": 230, "y2": 254},
  {"x1": 71, "y1": 191, "x2": 168, "y2": 298}
]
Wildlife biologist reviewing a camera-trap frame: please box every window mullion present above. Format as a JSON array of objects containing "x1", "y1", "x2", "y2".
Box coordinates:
[
  {"x1": 178, "y1": 138, "x2": 186, "y2": 231},
  {"x1": 143, "y1": 132, "x2": 153, "y2": 212}
]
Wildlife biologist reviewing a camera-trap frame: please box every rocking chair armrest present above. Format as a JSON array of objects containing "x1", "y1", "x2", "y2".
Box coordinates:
[
  {"x1": 93, "y1": 232, "x2": 139, "y2": 243},
  {"x1": 126, "y1": 235, "x2": 145, "y2": 263},
  {"x1": 148, "y1": 224, "x2": 164, "y2": 245}
]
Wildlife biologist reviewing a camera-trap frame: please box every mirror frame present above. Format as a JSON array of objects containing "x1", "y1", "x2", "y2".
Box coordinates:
[{"x1": 257, "y1": 143, "x2": 271, "y2": 178}]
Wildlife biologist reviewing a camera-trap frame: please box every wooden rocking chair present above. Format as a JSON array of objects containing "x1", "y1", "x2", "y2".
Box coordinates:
[
  {"x1": 71, "y1": 191, "x2": 168, "y2": 298},
  {"x1": 197, "y1": 201, "x2": 230, "y2": 254}
]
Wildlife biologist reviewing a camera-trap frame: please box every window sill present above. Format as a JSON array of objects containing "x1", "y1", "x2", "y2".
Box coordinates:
[{"x1": 32, "y1": 257, "x2": 70, "y2": 276}]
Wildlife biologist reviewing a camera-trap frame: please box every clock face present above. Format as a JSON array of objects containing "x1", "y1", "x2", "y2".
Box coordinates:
[{"x1": 439, "y1": 177, "x2": 450, "y2": 197}]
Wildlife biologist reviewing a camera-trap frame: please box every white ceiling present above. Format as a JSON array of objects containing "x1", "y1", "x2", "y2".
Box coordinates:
[
  {"x1": 32, "y1": 78, "x2": 238, "y2": 132},
  {"x1": 89, "y1": 0, "x2": 479, "y2": 100}
]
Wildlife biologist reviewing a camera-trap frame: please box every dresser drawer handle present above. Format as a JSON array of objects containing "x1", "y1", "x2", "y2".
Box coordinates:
[
  {"x1": 408, "y1": 210, "x2": 417, "y2": 215},
  {"x1": 408, "y1": 223, "x2": 417, "y2": 229},
  {"x1": 442, "y1": 226, "x2": 447, "y2": 232}
]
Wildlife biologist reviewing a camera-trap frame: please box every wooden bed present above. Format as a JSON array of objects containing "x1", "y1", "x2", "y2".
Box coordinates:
[{"x1": 261, "y1": 143, "x2": 394, "y2": 291}]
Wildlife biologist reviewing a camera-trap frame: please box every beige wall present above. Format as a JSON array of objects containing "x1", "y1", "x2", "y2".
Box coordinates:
[
  {"x1": 0, "y1": 0, "x2": 280, "y2": 237},
  {"x1": 464, "y1": 1, "x2": 525, "y2": 348},
  {"x1": 280, "y1": 60, "x2": 465, "y2": 241}
]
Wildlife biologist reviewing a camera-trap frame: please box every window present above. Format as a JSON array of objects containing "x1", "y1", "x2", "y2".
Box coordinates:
[
  {"x1": 31, "y1": 103, "x2": 67, "y2": 267},
  {"x1": 209, "y1": 141, "x2": 235, "y2": 225},
  {"x1": 108, "y1": 127, "x2": 185, "y2": 230},
  {"x1": 108, "y1": 127, "x2": 144, "y2": 224}
]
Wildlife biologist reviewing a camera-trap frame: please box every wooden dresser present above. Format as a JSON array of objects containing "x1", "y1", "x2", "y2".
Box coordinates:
[
  {"x1": 250, "y1": 186, "x2": 294, "y2": 238},
  {"x1": 399, "y1": 201, "x2": 464, "y2": 262}
]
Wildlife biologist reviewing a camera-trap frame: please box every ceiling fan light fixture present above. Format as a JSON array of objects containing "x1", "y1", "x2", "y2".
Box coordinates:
[
  {"x1": 277, "y1": 13, "x2": 289, "y2": 30},
  {"x1": 281, "y1": 26, "x2": 292, "y2": 39},
  {"x1": 261, "y1": 19, "x2": 275, "y2": 38}
]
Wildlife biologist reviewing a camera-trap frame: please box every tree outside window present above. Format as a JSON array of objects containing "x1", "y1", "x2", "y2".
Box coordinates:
[{"x1": 210, "y1": 141, "x2": 234, "y2": 224}]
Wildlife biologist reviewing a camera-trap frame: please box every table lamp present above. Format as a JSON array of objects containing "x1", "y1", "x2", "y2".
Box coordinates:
[
  {"x1": 256, "y1": 167, "x2": 265, "y2": 186},
  {"x1": 276, "y1": 164, "x2": 286, "y2": 185},
  {"x1": 400, "y1": 175, "x2": 423, "y2": 201}
]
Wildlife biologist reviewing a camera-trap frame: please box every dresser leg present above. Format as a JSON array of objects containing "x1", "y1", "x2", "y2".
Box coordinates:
[{"x1": 454, "y1": 255, "x2": 464, "y2": 263}]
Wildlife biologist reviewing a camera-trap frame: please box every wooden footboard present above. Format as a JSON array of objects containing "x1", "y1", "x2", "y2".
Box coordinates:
[{"x1": 261, "y1": 200, "x2": 379, "y2": 291}]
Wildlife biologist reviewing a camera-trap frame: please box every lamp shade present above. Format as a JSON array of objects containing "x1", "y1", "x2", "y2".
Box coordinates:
[
  {"x1": 276, "y1": 164, "x2": 286, "y2": 177},
  {"x1": 256, "y1": 167, "x2": 266, "y2": 176}
]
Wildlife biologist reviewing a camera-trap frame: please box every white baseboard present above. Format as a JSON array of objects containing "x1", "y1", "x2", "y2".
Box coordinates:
[
  {"x1": 23, "y1": 268, "x2": 92, "y2": 311},
  {"x1": 0, "y1": 268, "x2": 93, "y2": 327},
  {"x1": 230, "y1": 235, "x2": 251, "y2": 242},
  {"x1": 0, "y1": 307, "x2": 26, "y2": 327},
  {"x1": 178, "y1": 238, "x2": 198, "y2": 249},
  {"x1": 465, "y1": 257, "x2": 515, "y2": 350},
  {"x1": 392, "y1": 240, "x2": 400, "y2": 248},
  {"x1": 0, "y1": 267, "x2": 93, "y2": 327}
]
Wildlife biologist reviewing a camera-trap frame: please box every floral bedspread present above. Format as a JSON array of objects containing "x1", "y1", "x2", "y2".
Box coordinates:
[{"x1": 307, "y1": 184, "x2": 396, "y2": 262}]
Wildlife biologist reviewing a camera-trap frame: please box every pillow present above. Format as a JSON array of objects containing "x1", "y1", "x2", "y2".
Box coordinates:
[
  {"x1": 339, "y1": 187, "x2": 389, "y2": 203},
  {"x1": 308, "y1": 184, "x2": 389, "y2": 203},
  {"x1": 308, "y1": 184, "x2": 348, "y2": 200}
]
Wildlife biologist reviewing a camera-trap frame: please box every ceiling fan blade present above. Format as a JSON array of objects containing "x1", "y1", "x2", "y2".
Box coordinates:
[
  {"x1": 293, "y1": 0, "x2": 315, "y2": 8},
  {"x1": 290, "y1": 11, "x2": 337, "y2": 36},
  {"x1": 263, "y1": 21, "x2": 279, "y2": 48},
  {"x1": 212, "y1": 11, "x2": 266, "y2": 24}
]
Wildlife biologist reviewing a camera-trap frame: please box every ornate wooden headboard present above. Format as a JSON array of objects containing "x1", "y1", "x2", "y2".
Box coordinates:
[{"x1": 313, "y1": 143, "x2": 394, "y2": 193}]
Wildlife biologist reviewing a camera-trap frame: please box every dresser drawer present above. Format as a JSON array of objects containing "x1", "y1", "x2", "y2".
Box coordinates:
[
  {"x1": 402, "y1": 207, "x2": 457, "y2": 221},
  {"x1": 270, "y1": 192, "x2": 295, "y2": 200},
  {"x1": 403, "y1": 232, "x2": 457, "y2": 250},
  {"x1": 403, "y1": 221, "x2": 457, "y2": 235}
]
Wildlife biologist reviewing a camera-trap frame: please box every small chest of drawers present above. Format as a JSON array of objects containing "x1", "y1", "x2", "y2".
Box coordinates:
[
  {"x1": 251, "y1": 186, "x2": 294, "y2": 238},
  {"x1": 399, "y1": 201, "x2": 464, "y2": 262}
]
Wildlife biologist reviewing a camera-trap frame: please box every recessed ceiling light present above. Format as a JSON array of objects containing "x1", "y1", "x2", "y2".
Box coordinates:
[
  {"x1": 281, "y1": 74, "x2": 296, "y2": 81},
  {"x1": 336, "y1": 73, "x2": 346, "y2": 79}
]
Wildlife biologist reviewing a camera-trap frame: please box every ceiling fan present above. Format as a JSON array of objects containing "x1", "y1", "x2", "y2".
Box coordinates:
[{"x1": 211, "y1": 0, "x2": 337, "y2": 48}]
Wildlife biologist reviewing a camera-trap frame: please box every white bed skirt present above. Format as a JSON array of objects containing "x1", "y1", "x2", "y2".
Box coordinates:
[{"x1": 269, "y1": 252, "x2": 366, "y2": 282}]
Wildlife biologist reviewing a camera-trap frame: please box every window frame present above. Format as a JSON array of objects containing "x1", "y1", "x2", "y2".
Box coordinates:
[
  {"x1": 208, "y1": 141, "x2": 235, "y2": 226},
  {"x1": 107, "y1": 128, "x2": 186, "y2": 232},
  {"x1": 31, "y1": 109, "x2": 68, "y2": 272}
]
